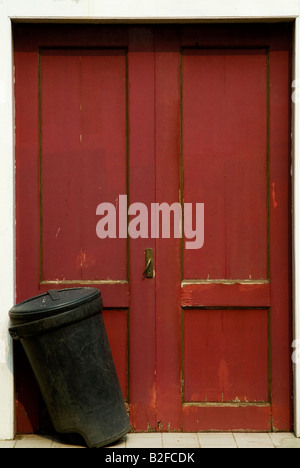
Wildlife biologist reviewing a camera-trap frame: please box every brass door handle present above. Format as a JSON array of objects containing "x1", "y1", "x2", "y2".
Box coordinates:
[{"x1": 143, "y1": 249, "x2": 153, "y2": 278}]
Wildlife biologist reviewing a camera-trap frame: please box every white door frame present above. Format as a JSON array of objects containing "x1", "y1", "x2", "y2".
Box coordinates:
[{"x1": 0, "y1": 0, "x2": 300, "y2": 439}]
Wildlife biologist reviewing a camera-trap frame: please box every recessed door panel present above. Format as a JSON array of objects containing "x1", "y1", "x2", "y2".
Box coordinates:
[
  {"x1": 182, "y1": 49, "x2": 268, "y2": 281},
  {"x1": 41, "y1": 49, "x2": 128, "y2": 282}
]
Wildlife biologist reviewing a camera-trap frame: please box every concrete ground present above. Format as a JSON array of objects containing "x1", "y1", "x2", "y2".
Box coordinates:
[{"x1": 0, "y1": 432, "x2": 300, "y2": 448}]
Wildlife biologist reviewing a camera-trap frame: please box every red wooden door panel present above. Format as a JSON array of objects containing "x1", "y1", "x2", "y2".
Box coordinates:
[
  {"x1": 41, "y1": 48, "x2": 128, "y2": 282},
  {"x1": 14, "y1": 24, "x2": 156, "y2": 433},
  {"x1": 14, "y1": 23, "x2": 292, "y2": 433},
  {"x1": 184, "y1": 309, "x2": 269, "y2": 403},
  {"x1": 181, "y1": 47, "x2": 270, "y2": 421},
  {"x1": 154, "y1": 24, "x2": 292, "y2": 432},
  {"x1": 176, "y1": 25, "x2": 292, "y2": 431},
  {"x1": 182, "y1": 48, "x2": 268, "y2": 281}
]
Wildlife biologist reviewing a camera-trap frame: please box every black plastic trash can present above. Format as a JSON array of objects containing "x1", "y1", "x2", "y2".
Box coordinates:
[{"x1": 9, "y1": 288, "x2": 130, "y2": 448}]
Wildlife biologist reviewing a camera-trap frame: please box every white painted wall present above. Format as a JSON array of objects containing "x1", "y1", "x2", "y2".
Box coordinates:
[
  {"x1": 293, "y1": 16, "x2": 300, "y2": 439},
  {"x1": 5, "y1": 0, "x2": 300, "y2": 20},
  {"x1": 0, "y1": 0, "x2": 300, "y2": 439},
  {"x1": 0, "y1": 1, "x2": 15, "y2": 440}
]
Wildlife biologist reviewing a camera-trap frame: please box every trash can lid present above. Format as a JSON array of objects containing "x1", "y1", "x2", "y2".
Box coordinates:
[{"x1": 9, "y1": 288, "x2": 101, "y2": 324}]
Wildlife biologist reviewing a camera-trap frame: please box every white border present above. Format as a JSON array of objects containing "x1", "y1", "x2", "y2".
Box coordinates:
[
  {"x1": 0, "y1": 0, "x2": 299, "y2": 439},
  {"x1": 293, "y1": 16, "x2": 300, "y2": 438},
  {"x1": 0, "y1": 2, "x2": 15, "y2": 441},
  {"x1": 5, "y1": 0, "x2": 300, "y2": 21}
]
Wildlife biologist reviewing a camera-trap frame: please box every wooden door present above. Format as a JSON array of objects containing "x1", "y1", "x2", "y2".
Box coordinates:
[
  {"x1": 154, "y1": 24, "x2": 293, "y2": 432},
  {"x1": 14, "y1": 24, "x2": 157, "y2": 433},
  {"x1": 14, "y1": 23, "x2": 292, "y2": 433}
]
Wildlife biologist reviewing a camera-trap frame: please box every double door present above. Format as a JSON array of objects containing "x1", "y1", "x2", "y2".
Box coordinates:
[{"x1": 14, "y1": 23, "x2": 292, "y2": 432}]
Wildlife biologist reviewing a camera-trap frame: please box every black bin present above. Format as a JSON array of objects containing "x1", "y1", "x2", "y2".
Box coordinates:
[{"x1": 9, "y1": 287, "x2": 130, "y2": 448}]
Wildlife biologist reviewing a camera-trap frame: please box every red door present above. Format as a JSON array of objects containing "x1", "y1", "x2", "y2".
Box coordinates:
[{"x1": 14, "y1": 23, "x2": 292, "y2": 433}]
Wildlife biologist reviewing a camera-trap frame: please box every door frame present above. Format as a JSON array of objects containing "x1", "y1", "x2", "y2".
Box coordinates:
[{"x1": 0, "y1": 1, "x2": 300, "y2": 439}]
